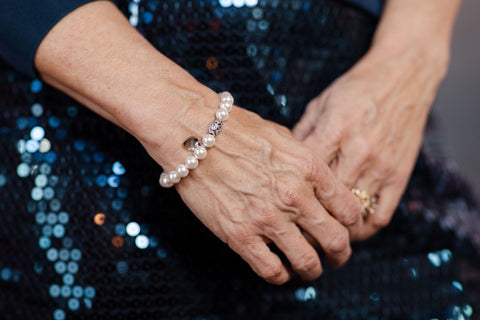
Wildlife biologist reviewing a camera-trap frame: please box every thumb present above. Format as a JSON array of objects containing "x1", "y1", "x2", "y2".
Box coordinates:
[{"x1": 292, "y1": 102, "x2": 317, "y2": 140}]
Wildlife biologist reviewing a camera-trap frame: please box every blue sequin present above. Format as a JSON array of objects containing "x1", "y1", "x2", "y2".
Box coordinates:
[
  {"x1": 60, "y1": 285, "x2": 72, "y2": 298},
  {"x1": 58, "y1": 212, "x2": 69, "y2": 224},
  {"x1": 93, "y1": 152, "x2": 105, "y2": 163},
  {"x1": 55, "y1": 262, "x2": 67, "y2": 274},
  {"x1": 74, "y1": 140, "x2": 86, "y2": 152},
  {"x1": 1, "y1": 268, "x2": 11, "y2": 281},
  {"x1": 115, "y1": 224, "x2": 126, "y2": 236},
  {"x1": 42, "y1": 225, "x2": 53, "y2": 237},
  {"x1": 53, "y1": 309, "x2": 65, "y2": 320},
  {"x1": 108, "y1": 175, "x2": 120, "y2": 188},
  {"x1": 36, "y1": 212, "x2": 46, "y2": 224},
  {"x1": 68, "y1": 298, "x2": 80, "y2": 311},
  {"x1": 142, "y1": 11, "x2": 154, "y2": 23},
  {"x1": 53, "y1": 224, "x2": 66, "y2": 238},
  {"x1": 59, "y1": 249, "x2": 70, "y2": 261},
  {"x1": 63, "y1": 273, "x2": 75, "y2": 286},
  {"x1": 112, "y1": 161, "x2": 126, "y2": 175},
  {"x1": 48, "y1": 284, "x2": 60, "y2": 298},
  {"x1": 96, "y1": 175, "x2": 108, "y2": 187},
  {"x1": 67, "y1": 262, "x2": 79, "y2": 274},
  {"x1": 50, "y1": 284, "x2": 61, "y2": 298},
  {"x1": 452, "y1": 281, "x2": 464, "y2": 292},
  {"x1": 30, "y1": 80, "x2": 43, "y2": 93},
  {"x1": 70, "y1": 249, "x2": 82, "y2": 261},
  {"x1": 30, "y1": 126, "x2": 45, "y2": 141},
  {"x1": 39, "y1": 236, "x2": 51, "y2": 249},
  {"x1": 72, "y1": 285, "x2": 83, "y2": 298},
  {"x1": 45, "y1": 151, "x2": 57, "y2": 164},
  {"x1": 47, "y1": 248, "x2": 59, "y2": 262},
  {"x1": 48, "y1": 116, "x2": 61, "y2": 128},
  {"x1": 84, "y1": 286, "x2": 96, "y2": 299}
]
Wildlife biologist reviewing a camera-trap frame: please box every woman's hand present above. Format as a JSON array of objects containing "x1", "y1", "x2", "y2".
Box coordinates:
[
  {"x1": 292, "y1": 0, "x2": 461, "y2": 240},
  {"x1": 293, "y1": 46, "x2": 448, "y2": 240},
  {"x1": 34, "y1": 0, "x2": 362, "y2": 285},
  {"x1": 142, "y1": 95, "x2": 362, "y2": 284}
]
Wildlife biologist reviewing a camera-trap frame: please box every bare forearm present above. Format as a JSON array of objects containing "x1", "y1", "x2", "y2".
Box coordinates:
[
  {"x1": 370, "y1": 0, "x2": 462, "y2": 71},
  {"x1": 34, "y1": 1, "x2": 218, "y2": 167}
]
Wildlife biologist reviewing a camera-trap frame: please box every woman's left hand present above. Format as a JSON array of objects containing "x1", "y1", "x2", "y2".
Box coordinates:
[{"x1": 293, "y1": 47, "x2": 448, "y2": 240}]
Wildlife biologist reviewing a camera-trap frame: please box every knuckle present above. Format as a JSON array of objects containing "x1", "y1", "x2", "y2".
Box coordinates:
[
  {"x1": 327, "y1": 229, "x2": 350, "y2": 254},
  {"x1": 227, "y1": 223, "x2": 252, "y2": 244},
  {"x1": 301, "y1": 153, "x2": 328, "y2": 184},
  {"x1": 324, "y1": 121, "x2": 348, "y2": 143},
  {"x1": 375, "y1": 157, "x2": 393, "y2": 177},
  {"x1": 278, "y1": 183, "x2": 303, "y2": 207},
  {"x1": 342, "y1": 196, "x2": 363, "y2": 226},
  {"x1": 259, "y1": 264, "x2": 284, "y2": 283},
  {"x1": 355, "y1": 142, "x2": 374, "y2": 163},
  {"x1": 372, "y1": 214, "x2": 392, "y2": 229},
  {"x1": 342, "y1": 207, "x2": 361, "y2": 227},
  {"x1": 255, "y1": 204, "x2": 280, "y2": 229},
  {"x1": 273, "y1": 123, "x2": 291, "y2": 137},
  {"x1": 295, "y1": 253, "x2": 319, "y2": 273}
]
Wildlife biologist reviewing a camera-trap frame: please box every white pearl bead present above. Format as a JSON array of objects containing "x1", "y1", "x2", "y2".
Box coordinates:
[
  {"x1": 219, "y1": 91, "x2": 234, "y2": 104},
  {"x1": 202, "y1": 134, "x2": 215, "y2": 148},
  {"x1": 185, "y1": 156, "x2": 199, "y2": 169},
  {"x1": 219, "y1": 101, "x2": 233, "y2": 112},
  {"x1": 216, "y1": 109, "x2": 229, "y2": 121},
  {"x1": 194, "y1": 146, "x2": 207, "y2": 159},
  {"x1": 159, "y1": 172, "x2": 173, "y2": 188},
  {"x1": 176, "y1": 164, "x2": 189, "y2": 177},
  {"x1": 168, "y1": 171, "x2": 180, "y2": 184}
]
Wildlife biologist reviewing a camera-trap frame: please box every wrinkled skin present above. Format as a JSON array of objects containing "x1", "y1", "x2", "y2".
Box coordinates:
[
  {"x1": 293, "y1": 48, "x2": 447, "y2": 240},
  {"x1": 148, "y1": 104, "x2": 363, "y2": 285}
]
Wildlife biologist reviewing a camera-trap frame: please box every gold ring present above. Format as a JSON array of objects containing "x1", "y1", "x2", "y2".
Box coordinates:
[{"x1": 351, "y1": 187, "x2": 377, "y2": 217}]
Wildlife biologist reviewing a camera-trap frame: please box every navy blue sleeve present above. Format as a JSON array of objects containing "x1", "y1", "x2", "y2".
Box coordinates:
[
  {"x1": 343, "y1": 0, "x2": 383, "y2": 17},
  {"x1": 0, "y1": 0, "x2": 97, "y2": 78}
]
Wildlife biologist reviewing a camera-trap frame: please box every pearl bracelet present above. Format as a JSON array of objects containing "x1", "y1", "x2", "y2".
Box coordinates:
[{"x1": 159, "y1": 91, "x2": 234, "y2": 188}]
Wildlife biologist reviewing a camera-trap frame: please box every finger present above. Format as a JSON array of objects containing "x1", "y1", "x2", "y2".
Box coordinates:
[
  {"x1": 292, "y1": 101, "x2": 318, "y2": 140},
  {"x1": 305, "y1": 159, "x2": 363, "y2": 229},
  {"x1": 228, "y1": 234, "x2": 291, "y2": 285},
  {"x1": 330, "y1": 148, "x2": 368, "y2": 189},
  {"x1": 355, "y1": 171, "x2": 383, "y2": 198},
  {"x1": 355, "y1": 183, "x2": 402, "y2": 240},
  {"x1": 265, "y1": 222, "x2": 323, "y2": 281},
  {"x1": 295, "y1": 195, "x2": 354, "y2": 268},
  {"x1": 303, "y1": 131, "x2": 338, "y2": 164},
  {"x1": 301, "y1": 105, "x2": 348, "y2": 164},
  {"x1": 348, "y1": 171, "x2": 382, "y2": 240}
]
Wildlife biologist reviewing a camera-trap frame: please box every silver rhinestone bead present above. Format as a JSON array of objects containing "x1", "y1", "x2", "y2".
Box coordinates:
[{"x1": 208, "y1": 119, "x2": 224, "y2": 136}]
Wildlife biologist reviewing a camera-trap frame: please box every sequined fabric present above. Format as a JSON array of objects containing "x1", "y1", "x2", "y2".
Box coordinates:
[{"x1": 1, "y1": 1, "x2": 479, "y2": 319}]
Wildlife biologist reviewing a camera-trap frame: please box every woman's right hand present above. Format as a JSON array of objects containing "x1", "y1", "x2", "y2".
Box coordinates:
[{"x1": 140, "y1": 90, "x2": 362, "y2": 285}]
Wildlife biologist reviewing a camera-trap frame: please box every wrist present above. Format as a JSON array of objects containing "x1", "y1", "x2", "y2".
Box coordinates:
[
  {"x1": 362, "y1": 40, "x2": 450, "y2": 83},
  {"x1": 123, "y1": 77, "x2": 221, "y2": 170},
  {"x1": 366, "y1": 0, "x2": 461, "y2": 82}
]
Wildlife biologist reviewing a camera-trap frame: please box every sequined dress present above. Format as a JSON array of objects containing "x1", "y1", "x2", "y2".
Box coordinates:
[{"x1": 1, "y1": 1, "x2": 480, "y2": 319}]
